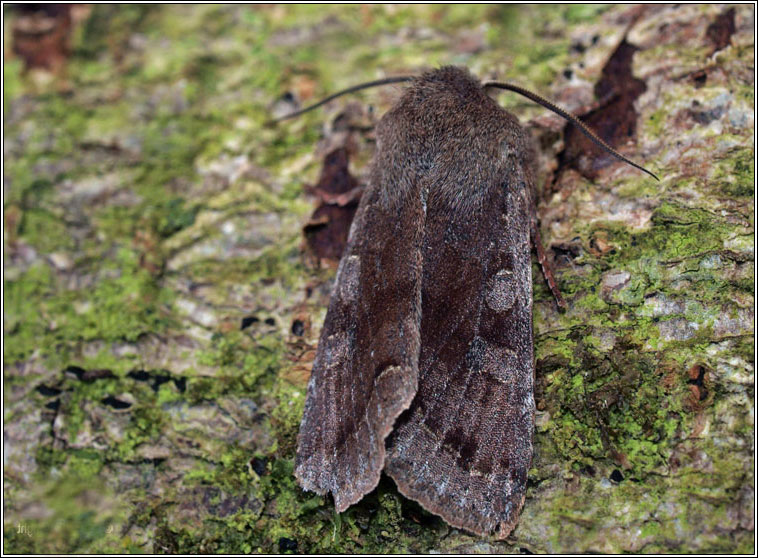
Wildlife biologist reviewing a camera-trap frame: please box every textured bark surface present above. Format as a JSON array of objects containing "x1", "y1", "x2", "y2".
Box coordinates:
[{"x1": 3, "y1": 4, "x2": 753, "y2": 553}]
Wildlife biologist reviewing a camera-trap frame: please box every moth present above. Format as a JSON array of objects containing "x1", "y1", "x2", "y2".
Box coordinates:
[{"x1": 276, "y1": 66, "x2": 657, "y2": 538}]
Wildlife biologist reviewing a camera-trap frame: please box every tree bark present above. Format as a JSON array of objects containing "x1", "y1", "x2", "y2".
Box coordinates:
[{"x1": 3, "y1": 4, "x2": 752, "y2": 553}]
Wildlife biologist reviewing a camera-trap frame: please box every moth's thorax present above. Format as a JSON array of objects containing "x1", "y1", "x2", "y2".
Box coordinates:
[{"x1": 370, "y1": 66, "x2": 534, "y2": 212}]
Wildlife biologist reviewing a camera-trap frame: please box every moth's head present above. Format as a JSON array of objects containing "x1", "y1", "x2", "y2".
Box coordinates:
[
  {"x1": 409, "y1": 66, "x2": 482, "y2": 95},
  {"x1": 388, "y1": 66, "x2": 501, "y2": 134},
  {"x1": 271, "y1": 66, "x2": 659, "y2": 181}
]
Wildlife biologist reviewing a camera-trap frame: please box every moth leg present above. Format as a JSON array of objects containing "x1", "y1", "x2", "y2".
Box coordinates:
[{"x1": 530, "y1": 213, "x2": 567, "y2": 310}]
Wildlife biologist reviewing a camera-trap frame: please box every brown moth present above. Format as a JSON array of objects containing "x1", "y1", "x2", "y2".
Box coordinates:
[{"x1": 280, "y1": 66, "x2": 656, "y2": 538}]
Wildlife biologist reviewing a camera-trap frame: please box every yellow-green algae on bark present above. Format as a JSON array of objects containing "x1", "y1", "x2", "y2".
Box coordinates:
[{"x1": 3, "y1": 4, "x2": 753, "y2": 553}]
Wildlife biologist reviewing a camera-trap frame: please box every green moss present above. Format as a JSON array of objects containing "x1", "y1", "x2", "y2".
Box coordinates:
[
  {"x1": 155, "y1": 197, "x2": 199, "y2": 237},
  {"x1": 19, "y1": 209, "x2": 76, "y2": 253},
  {"x1": 192, "y1": 331, "x2": 284, "y2": 398},
  {"x1": 3, "y1": 262, "x2": 56, "y2": 364},
  {"x1": 715, "y1": 149, "x2": 754, "y2": 198},
  {"x1": 536, "y1": 323, "x2": 696, "y2": 477},
  {"x1": 41, "y1": 96, "x2": 91, "y2": 153},
  {"x1": 76, "y1": 4, "x2": 157, "y2": 59},
  {"x1": 600, "y1": 203, "x2": 722, "y2": 261},
  {"x1": 82, "y1": 350, "x2": 139, "y2": 379},
  {"x1": 567, "y1": 201, "x2": 746, "y2": 314},
  {"x1": 186, "y1": 446, "x2": 259, "y2": 494},
  {"x1": 137, "y1": 115, "x2": 216, "y2": 191},
  {"x1": 108, "y1": 404, "x2": 166, "y2": 462},
  {"x1": 645, "y1": 106, "x2": 667, "y2": 137},
  {"x1": 66, "y1": 248, "x2": 174, "y2": 343},
  {"x1": 573, "y1": 290, "x2": 609, "y2": 312},
  {"x1": 564, "y1": 4, "x2": 610, "y2": 22},
  {"x1": 269, "y1": 378, "x2": 306, "y2": 455},
  {"x1": 181, "y1": 240, "x2": 303, "y2": 296},
  {"x1": 65, "y1": 449, "x2": 106, "y2": 480},
  {"x1": 3, "y1": 58, "x2": 23, "y2": 111},
  {"x1": 4, "y1": 455, "x2": 129, "y2": 554}
]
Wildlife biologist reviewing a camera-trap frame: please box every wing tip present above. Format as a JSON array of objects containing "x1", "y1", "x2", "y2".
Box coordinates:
[
  {"x1": 386, "y1": 458, "x2": 528, "y2": 540},
  {"x1": 294, "y1": 362, "x2": 420, "y2": 514}
]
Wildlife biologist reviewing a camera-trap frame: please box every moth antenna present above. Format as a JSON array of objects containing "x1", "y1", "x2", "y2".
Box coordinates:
[
  {"x1": 270, "y1": 76, "x2": 414, "y2": 123},
  {"x1": 483, "y1": 81, "x2": 660, "y2": 181}
]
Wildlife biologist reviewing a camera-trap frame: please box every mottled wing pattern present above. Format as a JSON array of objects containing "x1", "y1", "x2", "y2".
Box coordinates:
[
  {"x1": 386, "y1": 148, "x2": 535, "y2": 538},
  {"x1": 295, "y1": 145, "x2": 426, "y2": 511}
]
